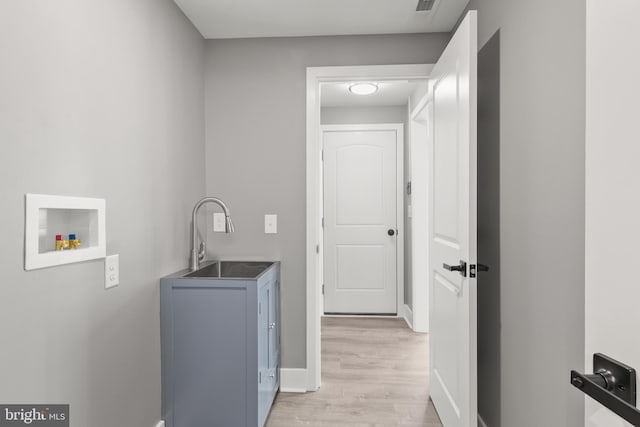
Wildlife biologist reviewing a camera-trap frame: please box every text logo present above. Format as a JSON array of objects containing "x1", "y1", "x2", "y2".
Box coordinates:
[{"x1": 0, "y1": 405, "x2": 69, "y2": 427}]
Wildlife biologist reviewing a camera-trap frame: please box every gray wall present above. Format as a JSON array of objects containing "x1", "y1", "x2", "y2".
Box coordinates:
[
  {"x1": 466, "y1": 2, "x2": 586, "y2": 426},
  {"x1": 0, "y1": 2, "x2": 205, "y2": 426},
  {"x1": 321, "y1": 106, "x2": 407, "y2": 125},
  {"x1": 204, "y1": 34, "x2": 450, "y2": 368}
]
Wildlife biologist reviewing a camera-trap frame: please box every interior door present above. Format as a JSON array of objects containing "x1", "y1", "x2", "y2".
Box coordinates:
[
  {"x1": 585, "y1": 1, "x2": 640, "y2": 426},
  {"x1": 323, "y1": 124, "x2": 399, "y2": 314},
  {"x1": 429, "y1": 11, "x2": 478, "y2": 427}
]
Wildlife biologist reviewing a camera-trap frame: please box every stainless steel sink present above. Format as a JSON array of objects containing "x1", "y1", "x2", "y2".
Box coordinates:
[{"x1": 183, "y1": 261, "x2": 274, "y2": 279}]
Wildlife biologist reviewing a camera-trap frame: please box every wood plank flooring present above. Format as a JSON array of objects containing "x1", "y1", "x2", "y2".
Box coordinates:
[{"x1": 266, "y1": 317, "x2": 443, "y2": 427}]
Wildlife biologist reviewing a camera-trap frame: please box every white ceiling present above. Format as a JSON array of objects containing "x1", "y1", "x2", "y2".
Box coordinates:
[
  {"x1": 321, "y1": 81, "x2": 420, "y2": 108},
  {"x1": 174, "y1": 0, "x2": 468, "y2": 39}
]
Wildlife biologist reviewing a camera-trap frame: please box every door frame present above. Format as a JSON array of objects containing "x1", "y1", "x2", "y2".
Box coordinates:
[
  {"x1": 409, "y1": 92, "x2": 431, "y2": 333},
  {"x1": 306, "y1": 64, "x2": 433, "y2": 390},
  {"x1": 321, "y1": 123, "x2": 405, "y2": 316}
]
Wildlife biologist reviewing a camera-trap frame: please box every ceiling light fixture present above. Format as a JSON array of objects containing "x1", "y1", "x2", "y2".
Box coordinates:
[{"x1": 348, "y1": 82, "x2": 379, "y2": 96}]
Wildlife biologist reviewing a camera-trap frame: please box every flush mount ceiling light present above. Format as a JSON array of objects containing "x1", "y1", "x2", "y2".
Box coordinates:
[{"x1": 348, "y1": 82, "x2": 379, "y2": 96}]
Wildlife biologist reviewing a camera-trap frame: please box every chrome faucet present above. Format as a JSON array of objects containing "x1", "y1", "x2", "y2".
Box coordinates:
[{"x1": 190, "y1": 197, "x2": 235, "y2": 271}]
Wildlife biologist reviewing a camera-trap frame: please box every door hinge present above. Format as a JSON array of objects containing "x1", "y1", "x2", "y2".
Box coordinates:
[
  {"x1": 321, "y1": 217, "x2": 324, "y2": 228},
  {"x1": 316, "y1": 244, "x2": 319, "y2": 254},
  {"x1": 321, "y1": 150, "x2": 324, "y2": 161},
  {"x1": 322, "y1": 284, "x2": 325, "y2": 295},
  {"x1": 259, "y1": 303, "x2": 261, "y2": 314},
  {"x1": 259, "y1": 372, "x2": 262, "y2": 384}
]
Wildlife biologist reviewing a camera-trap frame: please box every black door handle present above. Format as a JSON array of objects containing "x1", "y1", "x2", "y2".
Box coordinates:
[
  {"x1": 443, "y1": 260, "x2": 467, "y2": 277},
  {"x1": 388, "y1": 229, "x2": 395, "y2": 236},
  {"x1": 470, "y1": 263, "x2": 490, "y2": 278},
  {"x1": 571, "y1": 353, "x2": 639, "y2": 425}
]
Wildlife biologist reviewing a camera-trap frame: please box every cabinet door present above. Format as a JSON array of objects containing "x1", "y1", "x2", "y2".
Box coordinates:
[
  {"x1": 274, "y1": 279, "x2": 280, "y2": 363},
  {"x1": 258, "y1": 284, "x2": 270, "y2": 426},
  {"x1": 267, "y1": 280, "x2": 279, "y2": 388}
]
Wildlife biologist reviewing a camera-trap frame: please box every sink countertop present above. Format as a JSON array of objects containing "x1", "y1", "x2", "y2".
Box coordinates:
[{"x1": 162, "y1": 260, "x2": 279, "y2": 281}]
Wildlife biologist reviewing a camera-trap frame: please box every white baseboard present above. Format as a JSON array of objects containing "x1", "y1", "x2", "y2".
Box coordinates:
[
  {"x1": 154, "y1": 421, "x2": 165, "y2": 427},
  {"x1": 280, "y1": 368, "x2": 308, "y2": 393},
  {"x1": 478, "y1": 414, "x2": 488, "y2": 427},
  {"x1": 402, "y1": 304, "x2": 414, "y2": 329}
]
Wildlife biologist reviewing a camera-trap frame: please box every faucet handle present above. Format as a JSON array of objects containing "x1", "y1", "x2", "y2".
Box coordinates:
[{"x1": 198, "y1": 242, "x2": 206, "y2": 261}]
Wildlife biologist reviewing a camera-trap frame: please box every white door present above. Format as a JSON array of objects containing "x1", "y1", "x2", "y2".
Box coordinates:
[
  {"x1": 323, "y1": 124, "x2": 400, "y2": 314},
  {"x1": 429, "y1": 11, "x2": 478, "y2": 427},
  {"x1": 585, "y1": 1, "x2": 640, "y2": 426}
]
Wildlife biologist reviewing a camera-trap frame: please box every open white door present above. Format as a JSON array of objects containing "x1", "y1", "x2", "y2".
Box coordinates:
[
  {"x1": 584, "y1": 1, "x2": 640, "y2": 426},
  {"x1": 428, "y1": 11, "x2": 477, "y2": 427}
]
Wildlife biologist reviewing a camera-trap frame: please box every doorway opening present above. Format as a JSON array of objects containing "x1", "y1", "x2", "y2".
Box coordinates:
[
  {"x1": 306, "y1": 64, "x2": 433, "y2": 391},
  {"x1": 302, "y1": 12, "x2": 478, "y2": 427}
]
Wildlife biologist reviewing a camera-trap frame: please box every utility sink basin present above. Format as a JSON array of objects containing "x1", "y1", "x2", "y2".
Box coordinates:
[{"x1": 183, "y1": 261, "x2": 274, "y2": 279}]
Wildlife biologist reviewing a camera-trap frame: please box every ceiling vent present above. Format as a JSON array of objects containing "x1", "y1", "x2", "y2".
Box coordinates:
[{"x1": 416, "y1": 0, "x2": 436, "y2": 11}]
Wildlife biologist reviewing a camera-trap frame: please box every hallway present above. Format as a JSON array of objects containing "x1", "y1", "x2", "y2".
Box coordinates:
[{"x1": 267, "y1": 317, "x2": 442, "y2": 426}]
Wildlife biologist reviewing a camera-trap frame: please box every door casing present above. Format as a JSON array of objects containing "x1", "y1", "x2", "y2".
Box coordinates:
[{"x1": 409, "y1": 93, "x2": 431, "y2": 333}]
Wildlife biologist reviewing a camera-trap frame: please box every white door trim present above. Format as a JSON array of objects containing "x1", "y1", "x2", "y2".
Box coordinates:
[
  {"x1": 321, "y1": 123, "x2": 404, "y2": 315},
  {"x1": 409, "y1": 93, "x2": 431, "y2": 333},
  {"x1": 306, "y1": 64, "x2": 432, "y2": 391}
]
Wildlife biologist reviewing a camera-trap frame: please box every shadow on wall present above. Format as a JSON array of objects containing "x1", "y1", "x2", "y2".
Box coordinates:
[{"x1": 477, "y1": 29, "x2": 501, "y2": 427}]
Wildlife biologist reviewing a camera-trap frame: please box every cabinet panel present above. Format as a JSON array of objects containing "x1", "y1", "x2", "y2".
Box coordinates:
[
  {"x1": 268, "y1": 280, "x2": 280, "y2": 394},
  {"x1": 268, "y1": 284, "x2": 277, "y2": 368},
  {"x1": 173, "y1": 287, "x2": 247, "y2": 427},
  {"x1": 257, "y1": 284, "x2": 270, "y2": 427},
  {"x1": 161, "y1": 262, "x2": 280, "y2": 427}
]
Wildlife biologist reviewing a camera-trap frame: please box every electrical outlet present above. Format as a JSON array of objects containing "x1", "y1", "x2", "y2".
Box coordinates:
[
  {"x1": 265, "y1": 214, "x2": 277, "y2": 234},
  {"x1": 105, "y1": 254, "x2": 119, "y2": 289},
  {"x1": 213, "y1": 212, "x2": 226, "y2": 232}
]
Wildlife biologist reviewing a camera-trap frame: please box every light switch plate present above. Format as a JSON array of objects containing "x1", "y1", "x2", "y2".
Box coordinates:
[
  {"x1": 265, "y1": 214, "x2": 277, "y2": 234},
  {"x1": 105, "y1": 254, "x2": 119, "y2": 289},
  {"x1": 213, "y1": 212, "x2": 226, "y2": 232}
]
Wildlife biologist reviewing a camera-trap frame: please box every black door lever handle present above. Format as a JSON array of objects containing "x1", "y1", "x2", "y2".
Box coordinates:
[
  {"x1": 469, "y1": 263, "x2": 490, "y2": 278},
  {"x1": 443, "y1": 263, "x2": 463, "y2": 272},
  {"x1": 443, "y1": 261, "x2": 467, "y2": 277},
  {"x1": 571, "y1": 353, "x2": 638, "y2": 425}
]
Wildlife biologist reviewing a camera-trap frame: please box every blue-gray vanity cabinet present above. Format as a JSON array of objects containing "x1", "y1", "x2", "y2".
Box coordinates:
[{"x1": 160, "y1": 262, "x2": 280, "y2": 427}]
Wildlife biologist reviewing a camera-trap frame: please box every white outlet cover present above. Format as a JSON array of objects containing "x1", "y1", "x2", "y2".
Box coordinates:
[
  {"x1": 265, "y1": 214, "x2": 277, "y2": 234},
  {"x1": 105, "y1": 254, "x2": 119, "y2": 289},
  {"x1": 213, "y1": 212, "x2": 226, "y2": 232}
]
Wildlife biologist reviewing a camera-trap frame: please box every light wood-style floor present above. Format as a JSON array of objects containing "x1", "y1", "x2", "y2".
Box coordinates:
[{"x1": 266, "y1": 317, "x2": 443, "y2": 427}]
